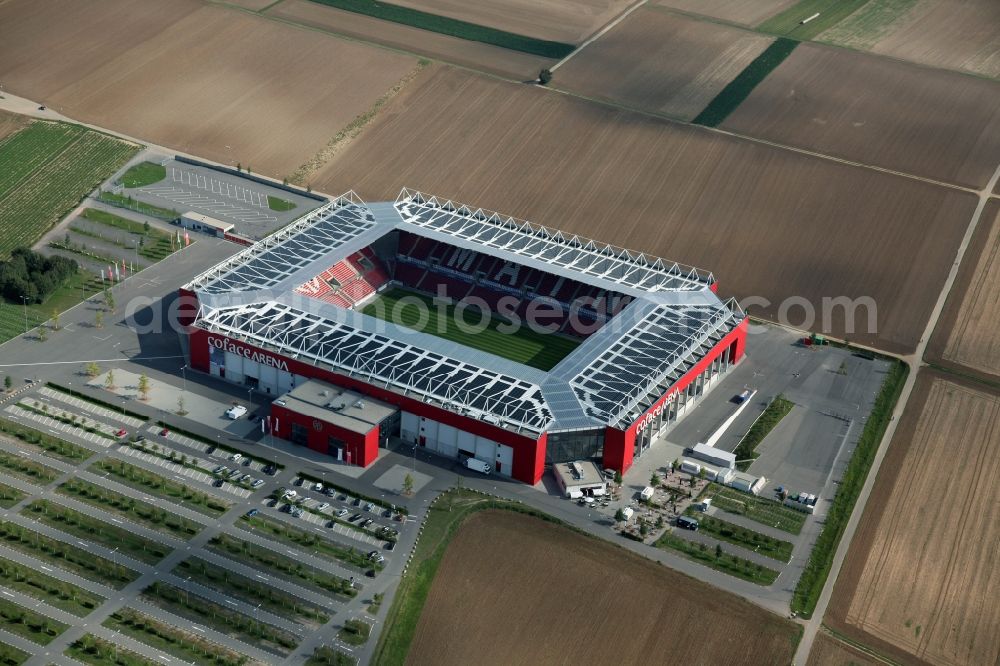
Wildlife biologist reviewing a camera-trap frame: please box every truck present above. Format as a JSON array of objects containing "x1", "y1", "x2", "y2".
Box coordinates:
[
  {"x1": 463, "y1": 457, "x2": 492, "y2": 475},
  {"x1": 226, "y1": 404, "x2": 248, "y2": 420}
]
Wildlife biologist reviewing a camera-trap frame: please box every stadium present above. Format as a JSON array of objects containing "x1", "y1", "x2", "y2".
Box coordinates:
[{"x1": 180, "y1": 190, "x2": 748, "y2": 485}]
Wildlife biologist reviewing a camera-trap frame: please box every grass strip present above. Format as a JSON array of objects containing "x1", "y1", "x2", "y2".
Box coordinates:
[
  {"x1": 16, "y1": 401, "x2": 115, "y2": 440},
  {"x1": 307, "y1": 645, "x2": 356, "y2": 666},
  {"x1": 26, "y1": 499, "x2": 172, "y2": 563},
  {"x1": 176, "y1": 557, "x2": 330, "y2": 627},
  {"x1": 267, "y1": 195, "x2": 296, "y2": 212},
  {"x1": 735, "y1": 395, "x2": 794, "y2": 470},
  {"x1": 105, "y1": 608, "x2": 249, "y2": 666},
  {"x1": 45, "y1": 383, "x2": 148, "y2": 422},
  {"x1": 654, "y1": 531, "x2": 779, "y2": 584},
  {"x1": 119, "y1": 161, "x2": 166, "y2": 188},
  {"x1": 142, "y1": 582, "x2": 299, "y2": 655},
  {"x1": 758, "y1": 0, "x2": 871, "y2": 40},
  {"x1": 701, "y1": 484, "x2": 807, "y2": 534},
  {"x1": 0, "y1": 554, "x2": 104, "y2": 616},
  {"x1": 791, "y1": 359, "x2": 908, "y2": 618},
  {"x1": 208, "y1": 533, "x2": 356, "y2": 599},
  {"x1": 693, "y1": 38, "x2": 799, "y2": 127},
  {"x1": 0, "y1": 448, "x2": 60, "y2": 485},
  {"x1": 0, "y1": 520, "x2": 139, "y2": 588},
  {"x1": 0, "y1": 484, "x2": 25, "y2": 509},
  {"x1": 686, "y1": 512, "x2": 793, "y2": 562},
  {"x1": 56, "y1": 478, "x2": 203, "y2": 539},
  {"x1": 338, "y1": 618, "x2": 370, "y2": 646},
  {"x1": 309, "y1": 0, "x2": 573, "y2": 58},
  {"x1": 0, "y1": 640, "x2": 28, "y2": 665},
  {"x1": 97, "y1": 192, "x2": 178, "y2": 221},
  {"x1": 0, "y1": 596, "x2": 67, "y2": 645},
  {"x1": 92, "y1": 459, "x2": 229, "y2": 517},
  {"x1": 237, "y1": 514, "x2": 379, "y2": 572},
  {"x1": 68, "y1": 634, "x2": 159, "y2": 666}
]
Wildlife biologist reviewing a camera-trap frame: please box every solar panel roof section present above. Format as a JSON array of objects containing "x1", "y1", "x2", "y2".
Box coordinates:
[
  {"x1": 198, "y1": 300, "x2": 553, "y2": 434},
  {"x1": 394, "y1": 188, "x2": 714, "y2": 294},
  {"x1": 569, "y1": 301, "x2": 741, "y2": 428},
  {"x1": 186, "y1": 193, "x2": 376, "y2": 294}
]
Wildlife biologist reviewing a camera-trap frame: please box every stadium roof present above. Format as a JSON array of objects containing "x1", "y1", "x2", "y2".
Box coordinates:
[{"x1": 186, "y1": 190, "x2": 744, "y2": 435}]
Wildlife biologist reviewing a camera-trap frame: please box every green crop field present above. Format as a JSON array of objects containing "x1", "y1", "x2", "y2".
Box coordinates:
[
  {"x1": 0, "y1": 121, "x2": 139, "y2": 257},
  {"x1": 268, "y1": 195, "x2": 297, "y2": 212},
  {"x1": 361, "y1": 288, "x2": 581, "y2": 370},
  {"x1": 758, "y1": 0, "x2": 871, "y2": 40},
  {"x1": 119, "y1": 161, "x2": 166, "y2": 188}
]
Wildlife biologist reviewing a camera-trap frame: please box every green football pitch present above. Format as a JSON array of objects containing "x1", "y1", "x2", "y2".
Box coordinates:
[{"x1": 361, "y1": 288, "x2": 581, "y2": 371}]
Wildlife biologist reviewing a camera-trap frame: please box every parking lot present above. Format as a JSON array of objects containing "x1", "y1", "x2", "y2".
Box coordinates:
[{"x1": 131, "y1": 158, "x2": 321, "y2": 239}]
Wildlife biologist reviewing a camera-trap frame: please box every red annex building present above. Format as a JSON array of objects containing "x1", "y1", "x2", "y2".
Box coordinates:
[{"x1": 182, "y1": 190, "x2": 747, "y2": 485}]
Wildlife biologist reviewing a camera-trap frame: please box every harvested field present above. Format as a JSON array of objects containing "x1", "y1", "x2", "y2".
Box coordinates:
[
  {"x1": 268, "y1": 0, "x2": 550, "y2": 80},
  {"x1": 379, "y1": 0, "x2": 633, "y2": 44},
  {"x1": 819, "y1": 0, "x2": 1000, "y2": 79},
  {"x1": 318, "y1": 67, "x2": 976, "y2": 353},
  {"x1": 652, "y1": 0, "x2": 796, "y2": 26},
  {"x1": 556, "y1": 8, "x2": 774, "y2": 119},
  {"x1": 0, "y1": 0, "x2": 418, "y2": 180},
  {"x1": 807, "y1": 633, "x2": 879, "y2": 666},
  {"x1": 927, "y1": 200, "x2": 1000, "y2": 382},
  {"x1": 828, "y1": 373, "x2": 1000, "y2": 666},
  {"x1": 0, "y1": 110, "x2": 29, "y2": 141},
  {"x1": 408, "y1": 511, "x2": 799, "y2": 666},
  {"x1": 722, "y1": 44, "x2": 1000, "y2": 190}
]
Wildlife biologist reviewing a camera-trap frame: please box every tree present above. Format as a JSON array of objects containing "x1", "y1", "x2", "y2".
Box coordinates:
[
  {"x1": 236, "y1": 162, "x2": 242, "y2": 172},
  {"x1": 84, "y1": 362, "x2": 100, "y2": 378},
  {"x1": 137, "y1": 373, "x2": 151, "y2": 401},
  {"x1": 104, "y1": 289, "x2": 115, "y2": 312},
  {"x1": 176, "y1": 395, "x2": 187, "y2": 416},
  {"x1": 614, "y1": 508, "x2": 626, "y2": 523},
  {"x1": 613, "y1": 470, "x2": 622, "y2": 486},
  {"x1": 94, "y1": 310, "x2": 103, "y2": 329},
  {"x1": 538, "y1": 68, "x2": 553, "y2": 85},
  {"x1": 143, "y1": 221, "x2": 150, "y2": 234},
  {"x1": 650, "y1": 473, "x2": 659, "y2": 487},
  {"x1": 715, "y1": 543, "x2": 723, "y2": 559},
  {"x1": 104, "y1": 369, "x2": 116, "y2": 391},
  {"x1": 402, "y1": 473, "x2": 414, "y2": 496},
  {"x1": 3, "y1": 376, "x2": 10, "y2": 392},
  {"x1": 50, "y1": 308, "x2": 60, "y2": 331},
  {"x1": 37, "y1": 325, "x2": 47, "y2": 342}
]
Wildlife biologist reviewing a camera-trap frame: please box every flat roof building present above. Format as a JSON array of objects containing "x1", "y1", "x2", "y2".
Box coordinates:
[{"x1": 553, "y1": 460, "x2": 607, "y2": 498}]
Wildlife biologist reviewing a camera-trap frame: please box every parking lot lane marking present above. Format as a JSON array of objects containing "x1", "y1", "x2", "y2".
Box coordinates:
[
  {"x1": 39, "y1": 566, "x2": 52, "y2": 572},
  {"x1": 110, "y1": 518, "x2": 122, "y2": 524}
]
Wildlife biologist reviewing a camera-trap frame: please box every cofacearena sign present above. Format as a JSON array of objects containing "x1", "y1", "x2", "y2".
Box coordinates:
[
  {"x1": 634, "y1": 391, "x2": 678, "y2": 434},
  {"x1": 208, "y1": 335, "x2": 289, "y2": 372}
]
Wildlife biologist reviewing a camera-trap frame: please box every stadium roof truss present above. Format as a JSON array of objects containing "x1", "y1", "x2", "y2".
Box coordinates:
[
  {"x1": 394, "y1": 188, "x2": 713, "y2": 294},
  {"x1": 199, "y1": 300, "x2": 553, "y2": 434},
  {"x1": 187, "y1": 189, "x2": 746, "y2": 436},
  {"x1": 187, "y1": 192, "x2": 375, "y2": 294},
  {"x1": 571, "y1": 300, "x2": 745, "y2": 429}
]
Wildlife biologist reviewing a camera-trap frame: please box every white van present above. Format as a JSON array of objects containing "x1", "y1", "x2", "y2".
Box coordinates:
[
  {"x1": 463, "y1": 457, "x2": 492, "y2": 475},
  {"x1": 226, "y1": 404, "x2": 248, "y2": 419}
]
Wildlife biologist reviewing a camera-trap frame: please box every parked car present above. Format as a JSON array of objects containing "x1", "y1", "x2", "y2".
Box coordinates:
[
  {"x1": 133, "y1": 434, "x2": 145, "y2": 443},
  {"x1": 361, "y1": 518, "x2": 373, "y2": 528},
  {"x1": 246, "y1": 509, "x2": 258, "y2": 518},
  {"x1": 251, "y1": 479, "x2": 265, "y2": 489},
  {"x1": 365, "y1": 502, "x2": 375, "y2": 512},
  {"x1": 312, "y1": 482, "x2": 324, "y2": 492},
  {"x1": 368, "y1": 550, "x2": 385, "y2": 563},
  {"x1": 213, "y1": 479, "x2": 224, "y2": 488},
  {"x1": 242, "y1": 458, "x2": 252, "y2": 467},
  {"x1": 316, "y1": 502, "x2": 330, "y2": 512},
  {"x1": 159, "y1": 427, "x2": 170, "y2": 437},
  {"x1": 336, "y1": 508, "x2": 348, "y2": 518},
  {"x1": 349, "y1": 513, "x2": 362, "y2": 522},
  {"x1": 230, "y1": 453, "x2": 243, "y2": 462},
  {"x1": 227, "y1": 469, "x2": 242, "y2": 479},
  {"x1": 282, "y1": 489, "x2": 297, "y2": 500},
  {"x1": 115, "y1": 429, "x2": 128, "y2": 439},
  {"x1": 239, "y1": 474, "x2": 252, "y2": 483},
  {"x1": 324, "y1": 488, "x2": 337, "y2": 497},
  {"x1": 212, "y1": 465, "x2": 225, "y2": 475},
  {"x1": 262, "y1": 464, "x2": 277, "y2": 475},
  {"x1": 225, "y1": 405, "x2": 247, "y2": 420}
]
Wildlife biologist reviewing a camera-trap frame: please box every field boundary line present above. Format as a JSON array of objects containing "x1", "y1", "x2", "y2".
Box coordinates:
[
  {"x1": 794, "y1": 160, "x2": 1000, "y2": 664},
  {"x1": 550, "y1": 0, "x2": 648, "y2": 72}
]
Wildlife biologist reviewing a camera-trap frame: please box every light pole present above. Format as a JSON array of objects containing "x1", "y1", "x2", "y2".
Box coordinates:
[
  {"x1": 247, "y1": 387, "x2": 253, "y2": 415},
  {"x1": 180, "y1": 364, "x2": 187, "y2": 394}
]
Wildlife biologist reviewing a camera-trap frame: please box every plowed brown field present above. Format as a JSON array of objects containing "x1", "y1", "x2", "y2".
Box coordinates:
[
  {"x1": 927, "y1": 200, "x2": 1000, "y2": 382},
  {"x1": 0, "y1": 110, "x2": 29, "y2": 141},
  {"x1": 819, "y1": 0, "x2": 1000, "y2": 79},
  {"x1": 268, "y1": 0, "x2": 550, "y2": 80},
  {"x1": 0, "y1": 0, "x2": 417, "y2": 179},
  {"x1": 557, "y1": 8, "x2": 773, "y2": 119},
  {"x1": 722, "y1": 44, "x2": 1000, "y2": 190},
  {"x1": 387, "y1": 0, "x2": 633, "y2": 43},
  {"x1": 317, "y1": 67, "x2": 976, "y2": 353},
  {"x1": 652, "y1": 0, "x2": 796, "y2": 26},
  {"x1": 807, "y1": 633, "x2": 879, "y2": 666},
  {"x1": 408, "y1": 511, "x2": 800, "y2": 666},
  {"x1": 828, "y1": 373, "x2": 1000, "y2": 666}
]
